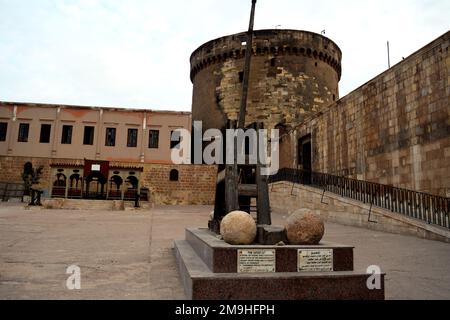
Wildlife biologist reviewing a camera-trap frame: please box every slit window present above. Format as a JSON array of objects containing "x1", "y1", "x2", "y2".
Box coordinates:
[
  {"x1": 0, "y1": 122, "x2": 7, "y2": 141},
  {"x1": 105, "y1": 128, "x2": 116, "y2": 147},
  {"x1": 61, "y1": 125, "x2": 73, "y2": 144},
  {"x1": 39, "y1": 124, "x2": 52, "y2": 143},
  {"x1": 18, "y1": 123, "x2": 30, "y2": 142},
  {"x1": 270, "y1": 58, "x2": 276, "y2": 67},
  {"x1": 127, "y1": 128, "x2": 138, "y2": 148},
  {"x1": 83, "y1": 126, "x2": 95, "y2": 145},
  {"x1": 238, "y1": 71, "x2": 244, "y2": 83}
]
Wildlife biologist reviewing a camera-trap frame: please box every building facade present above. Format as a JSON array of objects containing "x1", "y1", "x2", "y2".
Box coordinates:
[{"x1": 0, "y1": 103, "x2": 216, "y2": 204}]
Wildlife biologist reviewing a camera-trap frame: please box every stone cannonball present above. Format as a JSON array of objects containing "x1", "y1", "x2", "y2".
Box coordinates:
[
  {"x1": 285, "y1": 209, "x2": 325, "y2": 245},
  {"x1": 220, "y1": 211, "x2": 257, "y2": 245}
]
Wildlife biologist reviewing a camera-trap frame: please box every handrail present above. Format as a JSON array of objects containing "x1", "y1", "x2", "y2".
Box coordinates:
[{"x1": 269, "y1": 168, "x2": 450, "y2": 230}]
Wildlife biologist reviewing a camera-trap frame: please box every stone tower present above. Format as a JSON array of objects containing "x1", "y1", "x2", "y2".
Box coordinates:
[{"x1": 190, "y1": 29, "x2": 342, "y2": 131}]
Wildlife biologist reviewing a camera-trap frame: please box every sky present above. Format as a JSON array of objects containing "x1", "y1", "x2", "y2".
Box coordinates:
[{"x1": 0, "y1": 0, "x2": 449, "y2": 111}]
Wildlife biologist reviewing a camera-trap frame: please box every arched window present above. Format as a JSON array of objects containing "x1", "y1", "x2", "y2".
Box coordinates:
[
  {"x1": 170, "y1": 169, "x2": 179, "y2": 182},
  {"x1": 110, "y1": 175, "x2": 123, "y2": 191},
  {"x1": 69, "y1": 174, "x2": 81, "y2": 189},
  {"x1": 126, "y1": 176, "x2": 139, "y2": 189},
  {"x1": 54, "y1": 173, "x2": 67, "y2": 187}
]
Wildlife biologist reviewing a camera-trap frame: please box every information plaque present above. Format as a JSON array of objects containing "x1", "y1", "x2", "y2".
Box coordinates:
[
  {"x1": 298, "y1": 249, "x2": 334, "y2": 272},
  {"x1": 238, "y1": 249, "x2": 276, "y2": 273}
]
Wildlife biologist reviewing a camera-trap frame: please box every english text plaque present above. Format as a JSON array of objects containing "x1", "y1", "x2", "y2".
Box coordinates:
[
  {"x1": 238, "y1": 249, "x2": 276, "y2": 273},
  {"x1": 298, "y1": 249, "x2": 334, "y2": 272}
]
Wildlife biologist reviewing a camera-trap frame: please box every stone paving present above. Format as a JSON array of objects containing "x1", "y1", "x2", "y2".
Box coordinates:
[{"x1": 0, "y1": 203, "x2": 449, "y2": 300}]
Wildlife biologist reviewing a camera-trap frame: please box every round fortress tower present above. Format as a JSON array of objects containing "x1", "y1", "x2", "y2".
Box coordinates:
[{"x1": 190, "y1": 29, "x2": 342, "y2": 130}]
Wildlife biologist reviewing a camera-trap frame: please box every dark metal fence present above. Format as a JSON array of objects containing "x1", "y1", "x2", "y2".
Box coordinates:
[
  {"x1": 0, "y1": 182, "x2": 25, "y2": 202},
  {"x1": 269, "y1": 168, "x2": 450, "y2": 230}
]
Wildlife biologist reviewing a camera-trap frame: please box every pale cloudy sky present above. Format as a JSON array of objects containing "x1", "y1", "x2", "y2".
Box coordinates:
[{"x1": 0, "y1": 0, "x2": 448, "y2": 111}]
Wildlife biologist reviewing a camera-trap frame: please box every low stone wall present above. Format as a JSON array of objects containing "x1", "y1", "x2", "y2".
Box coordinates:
[
  {"x1": 142, "y1": 164, "x2": 217, "y2": 205},
  {"x1": 41, "y1": 199, "x2": 125, "y2": 211},
  {"x1": 270, "y1": 181, "x2": 450, "y2": 243}
]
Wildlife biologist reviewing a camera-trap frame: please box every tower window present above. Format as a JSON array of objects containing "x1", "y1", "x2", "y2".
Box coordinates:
[
  {"x1": 270, "y1": 58, "x2": 276, "y2": 67},
  {"x1": 0, "y1": 122, "x2": 7, "y2": 141},
  {"x1": 18, "y1": 123, "x2": 30, "y2": 142},
  {"x1": 61, "y1": 125, "x2": 73, "y2": 144},
  {"x1": 238, "y1": 71, "x2": 244, "y2": 83},
  {"x1": 39, "y1": 124, "x2": 51, "y2": 143}
]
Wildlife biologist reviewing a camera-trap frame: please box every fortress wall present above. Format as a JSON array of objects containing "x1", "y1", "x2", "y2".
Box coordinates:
[{"x1": 287, "y1": 31, "x2": 449, "y2": 197}]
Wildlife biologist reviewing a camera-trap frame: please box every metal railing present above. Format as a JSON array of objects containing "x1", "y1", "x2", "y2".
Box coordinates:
[
  {"x1": 0, "y1": 182, "x2": 25, "y2": 202},
  {"x1": 269, "y1": 168, "x2": 450, "y2": 230}
]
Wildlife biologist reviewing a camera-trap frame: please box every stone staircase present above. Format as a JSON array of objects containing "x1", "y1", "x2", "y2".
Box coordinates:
[{"x1": 270, "y1": 181, "x2": 450, "y2": 243}]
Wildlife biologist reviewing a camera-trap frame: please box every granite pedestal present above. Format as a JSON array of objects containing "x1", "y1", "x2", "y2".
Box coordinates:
[{"x1": 174, "y1": 228, "x2": 385, "y2": 300}]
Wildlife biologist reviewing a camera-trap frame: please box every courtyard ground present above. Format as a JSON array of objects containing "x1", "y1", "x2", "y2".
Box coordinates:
[{"x1": 0, "y1": 203, "x2": 449, "y2": 300}]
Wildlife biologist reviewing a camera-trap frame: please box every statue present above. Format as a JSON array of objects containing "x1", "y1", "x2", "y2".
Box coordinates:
[{"x1": 22, "y1": 163, "x2": 44, "y2": 206}]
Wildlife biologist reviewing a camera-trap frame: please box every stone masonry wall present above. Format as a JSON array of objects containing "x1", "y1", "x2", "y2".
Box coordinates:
[
  {"x1": 0, "y1": 156, "x2": 53, "y2": 190},
  {"x1": 270, "y1": 181, "x2": 450, "y2": 243},
  {"x1": 285, "y1": 31, "x2": 450, "y2": 197},
  {"x1": 141, "y1": 164, "x2": 217, "y2": 205},
  {"x1": 0, "y1": 156, "x2": 217, "y2": 205}
]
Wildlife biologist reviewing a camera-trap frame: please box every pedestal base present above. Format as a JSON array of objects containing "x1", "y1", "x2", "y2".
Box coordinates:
[{"x1": 174, "y1": 228, "x2": 385, "y2": 300}]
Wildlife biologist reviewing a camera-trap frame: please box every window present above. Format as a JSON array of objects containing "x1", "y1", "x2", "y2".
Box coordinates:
[
  {"x1": 105, "y1": 128, "x2": 116, "y2": 147},
  {"x1": 39, "y1": 124, "x2": 51, "y2": 143},
  {"x1": 18, "y1": 123, "x2": 29, "y2": 142},
  {"x1": 0, "y1": 122, "x2": 7, "y2": 141},
  {"x1": 61, "y1": 125, "x2": 73, "y2": 144},
  {"x1": 170, "y1": 130, "x2": 181, "y2": 149},
  {"x1": 83, "y1": 126, "x2": 95, "y2": 145},
  {"x1": 270, "y1": 58, "x2": 276, "y2": 67},
  {"x1": 127, "y1": 128, "x2": 138, "y2": 148},
  {"x1": 238, "y1": 71, "x2": 244, "y2": 83},
  {"x1": 170, "y1": 169, "x2": 179, "y2": 181},
  {"x1": 149, "y1": 130, "x2": 159, "y2": 149}
]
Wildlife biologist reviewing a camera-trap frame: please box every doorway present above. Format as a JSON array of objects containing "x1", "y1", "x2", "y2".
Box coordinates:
[
  {"x1": 85, "y1": 172, "x2": 108, "y2": 200},
  {"x1": 298, "y1": 134, "x2": 312, "y2": 184}
]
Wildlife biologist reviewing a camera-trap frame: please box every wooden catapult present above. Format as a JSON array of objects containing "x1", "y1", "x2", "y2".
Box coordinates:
[{"x1": 208, "y1": 0, "x2": 272, "y2": 237}]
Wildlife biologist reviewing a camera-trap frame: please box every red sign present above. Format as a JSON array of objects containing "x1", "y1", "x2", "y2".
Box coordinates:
[{"x1": 84, "y1": 159, "x2": 110, "y2": 178}]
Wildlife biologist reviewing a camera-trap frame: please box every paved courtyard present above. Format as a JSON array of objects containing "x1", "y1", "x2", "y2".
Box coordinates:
[{"x1": 0, "y1": 203, "x2": 449, "y2": 300}]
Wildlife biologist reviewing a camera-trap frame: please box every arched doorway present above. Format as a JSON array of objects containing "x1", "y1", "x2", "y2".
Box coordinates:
[
  {"x1": 52, "y1": 173, "x2": 67, "y2": 198},
  {"x1": 85, "y1": 172, "x2": 108, "y2": 200},
  {"x1": 124, "y1": 176, "x2": 139, "y2": 200},
  {"x1": 108, "y1": 175, "x2": 123, "y2": 200},
  {"x1": 69, "y1": 174, "x2": 82, "y2": 198}
]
